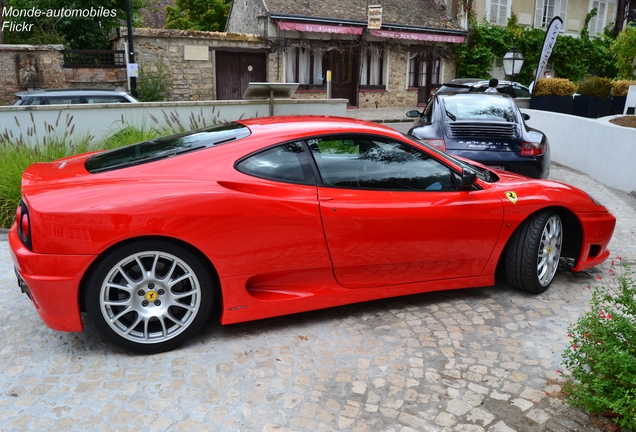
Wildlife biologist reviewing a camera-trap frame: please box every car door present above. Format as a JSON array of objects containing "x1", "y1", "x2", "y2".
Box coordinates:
[{"x1": 308, "y1": 135, "x2": 504, "y2": 289}]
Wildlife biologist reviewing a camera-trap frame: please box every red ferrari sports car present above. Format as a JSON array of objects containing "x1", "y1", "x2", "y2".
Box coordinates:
[{"x1": 9, "y1": 116, "x2": 616, "y2": 353}]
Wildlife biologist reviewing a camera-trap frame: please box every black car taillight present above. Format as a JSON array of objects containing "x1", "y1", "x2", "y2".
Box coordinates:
[
  {"x1": 17, "y1": 200, "x2": 32, "y2": 250},
  {"x1": 521, "y1": 141, "x2": 546, "y2": 157}
]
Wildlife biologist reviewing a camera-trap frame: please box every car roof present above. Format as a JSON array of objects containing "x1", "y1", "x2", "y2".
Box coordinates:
[
  {"x1": 15, "y1": 88, "x2": 131, "y2": 97},
  {"x1": 235, "y1": 115, "x2": 406, "y2": 142}
]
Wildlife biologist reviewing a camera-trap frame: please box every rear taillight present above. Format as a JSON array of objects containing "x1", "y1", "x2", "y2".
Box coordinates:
[
  {"x1": 521, "y1": 141, "x2": 546, "y2": 156},
  {"x1": 422, "y1": 139, "x2": 446, "y2": 152},
  {"x1": 17, "y1": 200, "x2": 32, "y2": 250}
]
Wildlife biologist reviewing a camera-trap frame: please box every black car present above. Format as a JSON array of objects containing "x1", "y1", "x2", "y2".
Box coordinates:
[
  {"x1": 436, "y1": 78, "x2": 531, "y2": 98},
  {"x1": 407, "y1": 92, "x2": 550, "y2": 179}
]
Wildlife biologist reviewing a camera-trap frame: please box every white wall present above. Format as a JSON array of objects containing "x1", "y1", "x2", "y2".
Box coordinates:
[
  {"x1": 523, "y1": 109, "x2": 636, "y2": 195},
  {"x1": 0, "y1": 99, "x2": 348, "y2": 145}
]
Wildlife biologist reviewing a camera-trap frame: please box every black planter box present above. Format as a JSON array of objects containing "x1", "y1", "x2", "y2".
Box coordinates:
[
  {"x1": 573, "y1": 95, "x2": 611, "y2": 118},
  {"x1": 530, "y1": 95, "x2": 573, "y2": 114},
  {"x1": 611, "y1": 96, "x2": 627, "y2": 115}
]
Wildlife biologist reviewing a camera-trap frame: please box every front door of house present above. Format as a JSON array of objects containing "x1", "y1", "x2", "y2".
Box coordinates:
[
  {"x1": 326, "y1": 48, "x2": 358, "y2": 107},
  {"x1": 216, "y1": 51, "x2": 266, "y2": 100},
  {"x1": 409, "y1": 56, "x2": 440, "y2": 106}
]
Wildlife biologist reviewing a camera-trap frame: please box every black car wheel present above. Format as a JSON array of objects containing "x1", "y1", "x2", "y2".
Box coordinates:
[
  {"x1": 505, "y1": 211, "x2": 563, "y2": 293},
  {"x1": 85, "y1": 239, "x2": 213, "y2": 353}
]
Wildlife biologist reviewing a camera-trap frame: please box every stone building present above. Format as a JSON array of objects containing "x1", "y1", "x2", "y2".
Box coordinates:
[
  {"x1": 0, "y1": 45, "x2": 127, "y2": 106},
  {"x1": 111, "y1": 28, "x2": 268, "y2": 102},
  {"x1": 225, "y1": 0, "x2": 467, "y2": 108}
]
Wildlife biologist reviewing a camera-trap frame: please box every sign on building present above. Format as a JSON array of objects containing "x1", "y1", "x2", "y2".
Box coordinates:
[{"x1": 368, "y1": 5, "x2": 382, "y2": 29}]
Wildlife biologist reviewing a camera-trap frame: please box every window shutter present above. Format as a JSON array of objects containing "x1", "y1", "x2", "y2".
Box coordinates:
[
  {"x1": 558, "y1": 0, "x2": 568, "y2": 26},
  {"x1": 534, "y1": 0, "x2": 545, "y2": 28}
]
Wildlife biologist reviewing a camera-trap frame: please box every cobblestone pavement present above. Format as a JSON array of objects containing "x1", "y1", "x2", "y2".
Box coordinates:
[{"x1": 1, "y1": 152, "x2": 635, "y2": 431}]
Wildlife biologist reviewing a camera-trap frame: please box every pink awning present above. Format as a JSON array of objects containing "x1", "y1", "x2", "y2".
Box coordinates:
[
  {"x1": 369, "y1": 29, "x2": 465, "y2": 43},
  {"x1": 277, "y1": 21, "x2": 364, "y2": 35}
]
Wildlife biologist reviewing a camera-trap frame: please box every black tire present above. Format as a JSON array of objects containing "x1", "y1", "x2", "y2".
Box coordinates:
[
  {"x1": 505, "y1": 211, "x2": 563, "y2": 294},
  {"x1": 85, "y1": 239, "x2": 213, "y2": 353}
]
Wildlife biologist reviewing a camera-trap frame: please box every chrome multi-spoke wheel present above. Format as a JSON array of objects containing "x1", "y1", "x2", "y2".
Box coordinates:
[
  {"x1": 86, "y1": 241, "x2": 213, "y2": 353},
  {"x1": 505, "y1": 211, "x2": 564, "y2": 293},
  {"x1": 537, "y1": 215, "x2": 562, "y2": 287}
]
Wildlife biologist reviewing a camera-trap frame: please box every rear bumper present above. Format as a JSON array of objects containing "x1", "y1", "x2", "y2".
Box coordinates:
[
  {"x1": 8, "y1": 226, "x2": 96, "y2": 332},
  {"x1": 571, "y1": 211, "x2": 616, "y2": 272},
  {"x1": 446, "y1": 149, "x2": 549, "y2": 179}
]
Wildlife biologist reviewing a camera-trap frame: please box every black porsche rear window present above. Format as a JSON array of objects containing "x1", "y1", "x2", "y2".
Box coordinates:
[{"x1": 85, "y1": 123, "x2": 250, "y2": 173}]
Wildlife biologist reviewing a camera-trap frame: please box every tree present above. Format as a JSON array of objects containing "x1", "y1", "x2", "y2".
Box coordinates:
[
  {"x1": 165, "y1": 0, "x2": 231, "y2": 32},
  {"x1": 453, "y1": 12, "x2": 618, "y2": 85},
  {"x1": 611, "y1": 26, "x2": 636, "y2": 79},
  {"x1": 2, "y1": 0, "x2": 146, "y2": 49}
]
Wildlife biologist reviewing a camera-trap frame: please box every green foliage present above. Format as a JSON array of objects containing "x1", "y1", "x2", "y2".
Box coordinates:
[
  {"x1": 165, "y1": 0, "x2": 231, "y2": 31},
  {"x1": 533, "y1": 78, "x2": 577, "y2": 96},
  {"x1": 611, "y1": 26, "x2": 636, "y2": 79},
  {"x1": 0, "y1": 107, "x2": 227, "y2": 228},
  {"x1": 577, "y1": 76, "x2": 613, "y2": 99},
  {"x1": 562, "y1": 260, "x2": 636, "y2": 430},
  {"x1": 454, "y1": 17, "x2": 512, "y2": 79},
  {"x1": 3, "y1": 0, "x2": 146, "y2": 49},
  {"x1": 454, "y1": 14, "x2": 618, "y2": 85},
  {"x1": 0, "y1": 112, "x2": 94, "y2": 228},
  {"x1": 136, "y1": 60, "x2": 171, "y2": 102}
]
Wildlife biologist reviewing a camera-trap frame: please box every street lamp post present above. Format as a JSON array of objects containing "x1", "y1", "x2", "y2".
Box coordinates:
[{"x1": 502, "y1": 46, "x2": 525, "y2": 79}]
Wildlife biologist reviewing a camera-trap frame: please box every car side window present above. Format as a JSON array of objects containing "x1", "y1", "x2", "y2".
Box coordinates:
[
  {"x1": 514, "y1": 85, "x2": 531, "y2": 98},
  {"x1": 47, "y1": 97, "x2": 81, "y2": 105},
  {"x1": 87, "y1": 96, "x2": 129, "y2": 104},
  {"x1": 21, "y1": 98, "x2": 43, "y2": 106},
  {"x1": 236, "y1": 142, "x2": 316, "y2": 185},
  {"x1": 309, "y1": 136, "x2": 456, "y2": 191}
]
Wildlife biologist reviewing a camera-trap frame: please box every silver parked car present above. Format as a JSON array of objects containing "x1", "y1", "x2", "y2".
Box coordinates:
[{"x1": 13, "y1": 88, "x2": 139, "y2": 106}]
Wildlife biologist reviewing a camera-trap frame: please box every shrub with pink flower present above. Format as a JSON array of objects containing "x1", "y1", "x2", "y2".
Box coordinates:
[{"x1": 562, "y1": 258, "x2": 636, "y2": 429}]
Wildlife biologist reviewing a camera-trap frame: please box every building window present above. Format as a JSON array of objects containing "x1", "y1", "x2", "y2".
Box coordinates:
[
  {"x1": 534, "y1": 0, "x2": 568, "y2": 29},
  {"x1": 487, "y1": 0, "x2": 511, "y2": 26},
  {"x1": 285, "y1": 47, "x2": 324, "y2": 89},
  {"x1": 589, "y1": 1, "x2": 608, "y2": 36},
  {"x1": 360, "y1": 47, "x2": 384, "y2": 89},
  {"x1": 408, "y1": 56, "x2": 440, "y2": 88}
]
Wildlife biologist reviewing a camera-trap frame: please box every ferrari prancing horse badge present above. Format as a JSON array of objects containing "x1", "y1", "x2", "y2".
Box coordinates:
[{"x1": 505, "y1": 191, "x2": 518, "y2": 204}]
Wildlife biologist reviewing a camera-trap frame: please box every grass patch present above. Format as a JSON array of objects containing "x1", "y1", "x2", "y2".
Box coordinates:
[
  {"x1": 0, "y1": 122, "x2": 165, "y2": 229},
  {"x1": 0, "y1": 108, "x2": 229, "y2": 228}
]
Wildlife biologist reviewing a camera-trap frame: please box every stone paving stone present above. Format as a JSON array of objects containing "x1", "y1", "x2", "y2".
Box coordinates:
[{"x1": 1, "y1": 162, "x2": 635, "y2": 431}]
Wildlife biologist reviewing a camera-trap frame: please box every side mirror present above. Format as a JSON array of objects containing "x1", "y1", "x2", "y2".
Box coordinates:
[
  {"x1": 522, "y1": 113, "x2": 530, "y2": 121},
  {"x1": 460, "y1": 168, "x2": 477, "y2": 190},
  {"x1": 406, "y1": 110, "x2": 422, "y2": 118}
]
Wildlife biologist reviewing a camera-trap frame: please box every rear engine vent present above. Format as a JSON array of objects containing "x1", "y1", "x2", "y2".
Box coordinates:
[{"x1": 448, "y1": 122, "x2": 517, "y2": 140}]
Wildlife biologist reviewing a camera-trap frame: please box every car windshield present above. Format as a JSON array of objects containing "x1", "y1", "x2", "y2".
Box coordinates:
[
  {"x1": 439, "y1": 94, "x2": 516, "y2": 122},
  {"x1": 85, "y1": 123, "x2": 250, "y2": 173}
]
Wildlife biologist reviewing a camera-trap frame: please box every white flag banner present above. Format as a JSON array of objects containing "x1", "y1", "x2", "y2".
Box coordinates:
[{"x1": 533, "y1": 16, "x2": 563, "y2": 93}]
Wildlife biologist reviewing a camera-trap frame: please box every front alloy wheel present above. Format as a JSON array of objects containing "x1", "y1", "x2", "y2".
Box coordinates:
[
  {"x1": 505, "y1": 211, "x2": 563, "y2": 293},
  {"x1": 86, "y1": 240, "x2": 213, "y2": 353}
]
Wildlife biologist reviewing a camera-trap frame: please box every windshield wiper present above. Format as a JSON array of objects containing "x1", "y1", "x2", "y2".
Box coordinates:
[{"x1": 445, "y1": 110, "x2": 456, "y2": 121}]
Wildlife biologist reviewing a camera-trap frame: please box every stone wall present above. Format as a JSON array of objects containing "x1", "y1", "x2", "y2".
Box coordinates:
[
  {"x1": 113, "y1": 28, "x2": 267, "y2": 101},
  {"x1": 0, "y1": 45, "x2": 128, "y2": 106}
]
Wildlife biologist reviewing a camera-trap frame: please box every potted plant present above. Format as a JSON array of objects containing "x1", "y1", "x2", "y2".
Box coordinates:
[
  {"x1": 530, "y1": 78, "x2": 576, "y2": 114},
  {"x1": 610, "y1": 80, "x2": 636, "y2": 115},
  {"x1": 573, "y1": 76, "x2": 612, "y2": 118}
]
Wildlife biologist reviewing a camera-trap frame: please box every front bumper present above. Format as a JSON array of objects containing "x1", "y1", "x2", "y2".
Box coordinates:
[
  {"x1": 571, "y1": 211, "x2": 617, "y2": 272},
  {"x1": 8, "y1": 226, "x2": 97, "y2": 332}
]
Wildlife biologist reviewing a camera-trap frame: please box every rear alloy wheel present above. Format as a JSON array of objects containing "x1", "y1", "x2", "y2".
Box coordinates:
[
  {"x1": 505, "y1": 211, "x2": 563, "y2": 293},
  {"x1": 86, "y1": 240, "x2": 213, "y2": 353}
]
